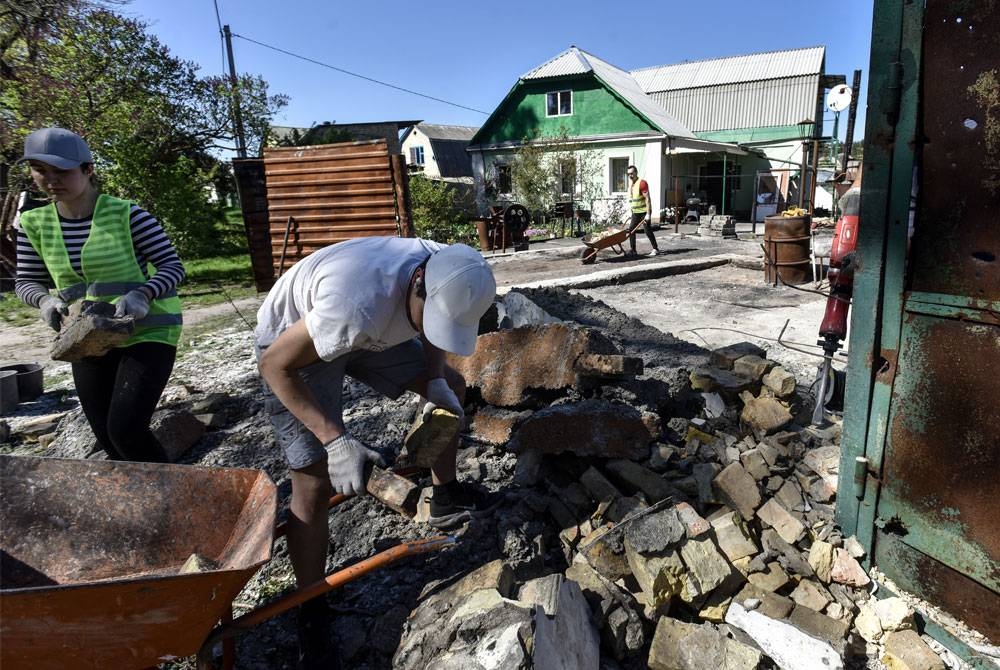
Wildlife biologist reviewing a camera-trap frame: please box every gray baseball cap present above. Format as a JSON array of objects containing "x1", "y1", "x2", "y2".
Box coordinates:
[{"x1": 18, "y1": 127, "x2": 93, "y2": 169}]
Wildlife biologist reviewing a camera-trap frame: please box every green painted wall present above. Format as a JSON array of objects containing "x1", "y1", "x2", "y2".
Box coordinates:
[{"x1": 478, "y1": 76, "x2": 655, "y2": 145}]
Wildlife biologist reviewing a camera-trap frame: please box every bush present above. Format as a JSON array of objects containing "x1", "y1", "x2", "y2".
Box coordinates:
[{"x1": 409, "y1": 174, "x2": 476, "y2": 245}]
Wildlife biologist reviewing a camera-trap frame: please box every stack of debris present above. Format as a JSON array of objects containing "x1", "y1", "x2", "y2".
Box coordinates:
[
  {"x1": 697, "y1": 215, "x2": 737, "y2": 239},
  {"x1": 393, "y1": 296, "x2": 950, "y2": 670}
]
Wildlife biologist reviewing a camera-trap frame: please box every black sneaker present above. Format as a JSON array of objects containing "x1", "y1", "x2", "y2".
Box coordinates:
[
  {"x1": 297, "y1": 599, "x2": 341, "y2": 670},
  {"x1": 426, "y1": 480, "x2": 499, "y2": 529}
]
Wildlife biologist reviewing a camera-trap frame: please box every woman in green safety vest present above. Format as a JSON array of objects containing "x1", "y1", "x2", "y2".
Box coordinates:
[{"x1": 15, "y1": 127, "x2": 185, "y2": 463}]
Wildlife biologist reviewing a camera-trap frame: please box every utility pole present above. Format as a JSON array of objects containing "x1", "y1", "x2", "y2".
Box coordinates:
[
  {"x1": 840, "y1": 70, "x2": 862, "y2": 174},
  {"x1": 223, "y1": 24, "x2": 248, "y2": 158}
]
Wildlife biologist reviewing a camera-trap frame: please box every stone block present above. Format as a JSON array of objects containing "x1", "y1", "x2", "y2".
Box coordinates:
[
  {"x1": 733, "y1": 355, "x2": 774, "y2": 381},
  {"x1": 445, "y1": 323, "x2": 620, "y2": 406},
  {"x1": 790, "y1": 579, "x2": 832, "y2": 612},
  {"x1": 624, "y1": 506, "x2": 685, "y2": 553},
  {"x1": 471, "y1": 406, "x2": 532, "y2": 445},
  {"x1": 725, "y1": 601, "x2": 844, "y2": 670},
  {"x1": 747, "y1": 561, "x2": 789, "y2": 592},
  {"x1": 710, "y1": 342, "x2": 766, "y2": 370},
  {"x1": 740, "y1": 396, "x2": 793, "y2": 436},
  {"x1": 740, "y1": 448, "x2": 771, "y2": 481},
  {"x1": 844, "y1": 535, "x2": 866, "y2": 559},
  {"x1": 579, "y1": 466, "x2": 623, "y2": 504},
  {"x1": 775, "y1": 478, "x2": 805, "y2": 512},
  {"x1": 710, "y1": 509, "x2": 759, "y2": 562},
  {"x1": 513, "y1": 448, "x2": 543, "y2": 487},
  {"x1": 50, "y1": 301, "x2": 134, "y2": 362},
  {"x1": 762, "y1": 366, "x2": 797, "y2": 397},
  {"x1": 809, "y1": 540, "x2": 835, "y2": 583},
  {"x1": 151, "y1": 409, "x2": 205, "y2": 462},
  {"x1": 624, "y1": 537, "x2": 686, "y2": 608},
  {"x1": 509, "y1": 400, "x2": 652, "y2": 459},
  {"x1": 854, "y1": 600, "x2": 883, "y2": 642},
  {"x1": 830, "y1": 548, "x2": 870, "y2": 587},
  {"x1": 882, "y1": 630, "x2": 946, "y2": 670},
  {"x1": 605, "y1": 458, "x2": 681, "y2": 503},
  {"x1": 693, "y1": 462, "x2": 722, "y2": 507},
  {"x1": 679, "y1": 535, "x2": 733, "y2": 597},
  {"x1": 787, "y1": 604, "x2": 851, "y2": 656},
  {"x1": 735, "y1": 583, "x2": 794, "y2": 619},
  {"x1": 875, "y1": 597, "x2": 915, "y2": 633},
  {"x1": 580, "y1": 525, "x2": 631, "y2": 582},
  {"x1": 713, "y1": 462, "x2": 761, "y2": 521},
  {"x1": 574, "y1": 352, "x2": 643, "y2": 378},
  {"x1": 756, "y1": 499, "x2": 806, "y2": 545},
  {"x1": 760, "y1": 528, "x2": 814, "y2": 578},
  {"x1": 530, "y1": 578, "x2": 601, "y2": 670},
  {"x1": 366, "y1": 466, "x2": 419, "y2": 517},
  {"x1": 648, "y1": 616, "x2": 762, "y2": 670},
  {"x1": 689, "y1": 367, "x2": 758, "y2": 398},
  {"x1": 674, "y1": 502, "x2": 711, "y2": 538}
]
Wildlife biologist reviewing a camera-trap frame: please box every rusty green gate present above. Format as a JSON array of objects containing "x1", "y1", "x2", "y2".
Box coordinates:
[{"x1": 836, "y1": 0, "x2": 999, "y2": 665}]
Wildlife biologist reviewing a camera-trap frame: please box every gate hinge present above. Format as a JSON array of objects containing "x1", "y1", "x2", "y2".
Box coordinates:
[{"x1": 885, "y1": 61, "x2": 903, "y2": 129}]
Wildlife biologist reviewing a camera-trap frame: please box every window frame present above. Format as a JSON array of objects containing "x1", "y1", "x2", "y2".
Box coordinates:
[
  {"x1": 546, "y1": 90, "x2": 573, "y2": 117},
  {"x1": 409, "y1": 145, "x2": 425, "y2": 166},
  {"x1": 496, "y1": 163, "x2": 513, "y2": 194},
  {"x1": 609, "y1": 157, "x2": 630, "y2": 194},
  {"x1": 558, "y1": 158, "x2": 576, "y2": 197}
]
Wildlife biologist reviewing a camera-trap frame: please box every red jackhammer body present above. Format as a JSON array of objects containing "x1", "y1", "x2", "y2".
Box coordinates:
[{"x1": 812, "y1": 187, "x2": 861, "y2": 424}]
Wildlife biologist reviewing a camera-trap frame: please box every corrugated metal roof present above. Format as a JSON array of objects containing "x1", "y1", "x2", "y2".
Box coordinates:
[
  {"x1": 521, "y1": 46, "x2": 593, "y2": 79},
  {"x1": 648, "y1": 75, "x2": 820, "y2": 132},
  {"x1": 632, "y1": 46, "x2": 825, "y2": 92},
  {"x1": 522, "y1": 47, "x2": 695, "y2": 139},
  {"x1": 413, "y1": 123, "x2": 479, "y2": 141}
]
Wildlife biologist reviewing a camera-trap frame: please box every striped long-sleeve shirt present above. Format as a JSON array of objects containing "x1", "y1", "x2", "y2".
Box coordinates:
[{"x1": 15, "y1": 204, "x2": 186, "y2": 307}]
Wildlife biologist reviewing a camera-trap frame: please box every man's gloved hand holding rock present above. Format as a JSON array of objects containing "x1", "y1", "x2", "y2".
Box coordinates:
[
  {"x1": 39, "y1": 295, "x2": 69, "y2": 332},
  {"x1": 325, "y1": 434, "x2": 384, "y2": 496},
  {"x1": 422, "y1": 377, "x2": 463, "y2": 422},
  {"x1": 114, "y1": 289, "x2": 150, "y2": 320}
]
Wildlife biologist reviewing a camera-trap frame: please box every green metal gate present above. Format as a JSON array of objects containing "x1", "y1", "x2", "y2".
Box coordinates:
[{"x1": 836, "y1": 0, "x2": 1000, "y2": 664}]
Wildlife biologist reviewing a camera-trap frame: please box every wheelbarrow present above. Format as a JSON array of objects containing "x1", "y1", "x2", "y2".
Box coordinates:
[
  {"x1": 0, "y1": 455, "x2": 453, "y2": 670},
  {"x1": 580, "y1": 223, "x2": 640, "y2": 264}
]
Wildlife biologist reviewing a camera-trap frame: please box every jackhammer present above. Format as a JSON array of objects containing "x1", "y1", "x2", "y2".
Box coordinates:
[{"x1": 811, "y1": 187, "x2": 861, "y2": 425}]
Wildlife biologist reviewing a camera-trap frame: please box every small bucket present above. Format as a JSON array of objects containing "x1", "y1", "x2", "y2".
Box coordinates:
[
  {"x1": 0, "y1": 371, "x2": 18, "y2": 416},
  {"x1": 0, "y1": 363, "x2": 44, "y2": 402}
]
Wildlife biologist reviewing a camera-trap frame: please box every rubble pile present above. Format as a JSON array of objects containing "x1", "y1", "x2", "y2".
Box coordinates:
[
  {"x1": 392, "y1": 293, "x2": 954, "y2": 670},
  {"x1": 0, "y1": 290, "x2": 968, "y2": 670}
]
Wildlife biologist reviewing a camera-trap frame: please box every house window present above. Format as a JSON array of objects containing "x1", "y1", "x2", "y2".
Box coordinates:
[
  {"x1": 610, "y1": 158, "x2": 629, "y2": 193},
  {"x1": 409, "y1": 146, "x2": 425, "y2": 166},
  {"x1": 546, "y1": 90, "x2": 572, "y2": 117},
  {"x1": 559, "y1": 159, "x2": 576, "y2": 196},
  {"x1": 497, "y1": 164, "x2": 512, "y2": 194}
]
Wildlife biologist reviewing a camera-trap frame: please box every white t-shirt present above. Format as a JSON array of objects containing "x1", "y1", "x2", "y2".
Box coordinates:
[{"x1": 255, "y1": 237, "x2": 442, "y2": 360}]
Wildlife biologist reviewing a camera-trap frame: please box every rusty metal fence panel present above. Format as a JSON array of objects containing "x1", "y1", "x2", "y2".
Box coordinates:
[{"x1": 263, "y1": 140, "x2": 403, "y2": 278}]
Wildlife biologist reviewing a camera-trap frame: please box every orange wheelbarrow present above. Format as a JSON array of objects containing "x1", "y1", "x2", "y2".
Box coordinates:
[
  {"x1": 580, "y1": 223, "x2": 643, "y2": 264},
  {"x1": 0, "y1": 455, "x2": 452, "y2": 670}
]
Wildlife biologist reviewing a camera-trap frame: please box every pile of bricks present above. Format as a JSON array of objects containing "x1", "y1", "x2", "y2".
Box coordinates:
[{"x1": 398, "y1": 319, "x2": 950, "y2": 669}]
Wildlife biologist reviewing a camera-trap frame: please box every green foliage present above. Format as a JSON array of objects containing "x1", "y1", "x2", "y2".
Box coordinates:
[
  {"x1": 1, "y1": 2, "x2": 287, "y2": 259},
  {"x1": 409, "y1": 174, "x2": 476, "y2": 245},
  {"x1": 503, "y1": 126, "x2": 604, "y2": 218}
]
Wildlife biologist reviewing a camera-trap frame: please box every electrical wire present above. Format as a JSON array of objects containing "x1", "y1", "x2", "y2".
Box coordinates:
[
  {"x1": 213, "y1": 0, "x2": 227, "y2": 75},
  {"x1": 231, "y1": 32, "x2": 490, "y2": 115}
]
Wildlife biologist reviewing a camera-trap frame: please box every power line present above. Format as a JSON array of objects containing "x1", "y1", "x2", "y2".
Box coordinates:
[
  {"x1": 231, "y1": 32, "x2": 490, "y2": 116},
  {"x1": 212, "y1": 0, "x2": 226, "y2": 73}
]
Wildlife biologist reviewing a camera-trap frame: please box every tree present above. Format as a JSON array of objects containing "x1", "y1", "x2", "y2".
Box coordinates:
[{"x1": 1, "y1": 2, "x2": 288, "y2": 257}]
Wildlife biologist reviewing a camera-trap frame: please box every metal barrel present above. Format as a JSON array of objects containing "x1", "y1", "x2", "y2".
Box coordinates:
[{"x1": 763, "y1": 215, "x2": 812, "y2": 285}]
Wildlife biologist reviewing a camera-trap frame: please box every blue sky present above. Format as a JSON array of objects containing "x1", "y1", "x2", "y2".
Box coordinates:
[{"x1": 126, "y1": 0, "x2": 874, "y2": 142}]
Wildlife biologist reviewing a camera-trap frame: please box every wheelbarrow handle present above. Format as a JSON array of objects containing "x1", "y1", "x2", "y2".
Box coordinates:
[{"x1": 195, "y1": 536, "x2": 456, "y2": 670}]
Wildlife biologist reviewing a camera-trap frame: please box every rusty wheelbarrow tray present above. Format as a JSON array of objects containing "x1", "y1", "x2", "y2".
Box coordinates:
[
  {"x1": 0, "y1": 455, "x2": 454, "y2": 670},
  {"x1": 0, "y1": 455, "x2": 277, "y2": 669},
  {"x1": 580, "y1": 224, "x2": 639, "y2": 264}
]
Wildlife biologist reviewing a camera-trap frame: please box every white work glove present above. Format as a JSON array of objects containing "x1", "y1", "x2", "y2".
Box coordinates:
[
  {"x1": 114, "y1": 289, "x2": 150, "y2": 320},
  {"x1": 422, "y1": 377, "x2": 464, "y2": 422},
  {"x1": 325, "y1": 434, "x2": 384, "y2": 496},
  {"x1": 39, "y1": 295, "x2": 69, "y2": 332}
]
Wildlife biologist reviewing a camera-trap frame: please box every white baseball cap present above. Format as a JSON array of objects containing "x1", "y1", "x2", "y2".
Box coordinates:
[
  {"x1": 422, "y1": 244, "x2": 496, "y2": 356},
  {"x1": 18, "y1": 127, "x2": 93, "y2": 169}
]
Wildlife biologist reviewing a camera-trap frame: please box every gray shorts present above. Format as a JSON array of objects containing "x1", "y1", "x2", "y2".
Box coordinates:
[{"x1": 257, "y1": 338, "x2": 427, "y2": 470}]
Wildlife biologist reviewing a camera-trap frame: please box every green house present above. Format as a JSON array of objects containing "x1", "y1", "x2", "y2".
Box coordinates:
[{"x1": 468, "y1": 45, "x2": 845, "y2": 224}]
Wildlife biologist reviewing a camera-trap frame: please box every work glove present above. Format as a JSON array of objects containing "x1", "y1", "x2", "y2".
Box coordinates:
[
  {"x1": 325, "y1": 434, "x2": 384, "y2": 496},
  {"x1": 422, "y1": 377, "x2": 464, "y2": 422},
  {"x1": 39, "y1": 295, "x2": 69, "y2": 332},
  {"x1": 114, "y1": 289, "x2": 150, "y2": 320}
]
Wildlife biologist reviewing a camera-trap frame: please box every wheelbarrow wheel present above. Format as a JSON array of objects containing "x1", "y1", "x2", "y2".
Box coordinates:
[{"x1": 581, "y1": 247, "x2": 597, "y2": 265}]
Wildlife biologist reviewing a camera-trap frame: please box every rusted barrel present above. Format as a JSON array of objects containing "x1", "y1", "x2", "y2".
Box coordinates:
[{"x1": 763, "y1": 215, "x2": 812, "y2": 285}]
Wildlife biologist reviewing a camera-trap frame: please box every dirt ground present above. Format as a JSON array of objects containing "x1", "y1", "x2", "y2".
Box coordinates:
[{"x1": 0, "y1": 231, "x2": 847, "y2": 669}]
